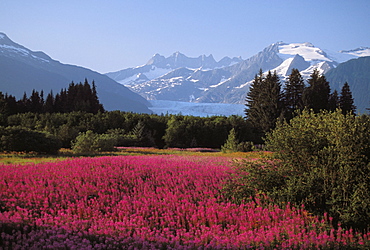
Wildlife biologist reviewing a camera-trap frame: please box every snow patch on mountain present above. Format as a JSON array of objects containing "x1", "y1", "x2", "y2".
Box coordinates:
[
  {"x1": 340, "y1": 47, "x2": 370, "y2": 57},
  {"x1": 0, "y1": 44, "x2": 50, "y2": 63},
  {"x1": 278, "y1": 42, "x2": 332, "y2": 63},
  {"x1": 272, "y1": 57, "x2": 295, "y2": 76}
]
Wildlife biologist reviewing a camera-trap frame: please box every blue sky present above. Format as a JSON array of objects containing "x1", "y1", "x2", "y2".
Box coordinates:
[{"x1": 1, "y1": 0, "x2": 369, "y2": 73}]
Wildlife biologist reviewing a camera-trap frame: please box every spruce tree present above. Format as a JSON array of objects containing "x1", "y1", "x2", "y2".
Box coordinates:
[
  {"x1": 29, "y1": 90, "x2": 43, "y2": 113},
  {"x1": 245, "y1": 69, "x2": 264, "y2": 131},
  {"x1": 221, "y1": 128, "x2": 239, "y2": 153},
  {"x1": 302, "y1": 69, "x2": 331, "y2": 112},
  {"x1": 44, "y1": 91, "x2": 55, "y2": 113},
  {"x1": 339, "y1": 82, "x2": 356, "y2": 115},
  {"x1": 328, "y1": 90, "x2": 339, "y2": 111},
  {"x1": 283, "y1": 68, "x2": 305, "y2": 120},
  {"x1": 245, "y1": 70, "x2": 283, "y2": 134}
]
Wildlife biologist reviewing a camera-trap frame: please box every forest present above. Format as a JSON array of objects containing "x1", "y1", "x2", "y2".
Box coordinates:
[{"x1": 0, "y1": 68, "x2": 360, "y2": 154}]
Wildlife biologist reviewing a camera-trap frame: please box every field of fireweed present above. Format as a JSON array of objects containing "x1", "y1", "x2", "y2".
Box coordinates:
[{"x1": 1, "y1": 155, "x2": 370, "y2": 249}]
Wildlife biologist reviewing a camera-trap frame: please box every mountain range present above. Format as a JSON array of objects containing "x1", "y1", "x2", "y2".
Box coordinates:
[
  {"x1": 0, "y1": 33, "x2": 150, "y2": 113},
  {"x1": 1, "y1": 32, "x2": 369, "y2": 115},
  {"x1": 106, "y1": 42, "x2": 370, "y2": 112}
]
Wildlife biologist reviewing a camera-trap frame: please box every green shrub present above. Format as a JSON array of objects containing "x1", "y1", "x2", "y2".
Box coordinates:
[
  {"x1": 71, "y1": 130, "x2": 98, "y2": 154},
  {"x1": 221, "y1": 128, "x2": 254, "y2": 153},
  {"x1": 95, "y1": 133, "x2": 116, "y2": 152},
  {"x1": 0, "y1": 126, "x2": 62, "y2": 154},
  {"x1": 71, "y1": 130, "x2": 117, "y2": 154},
  {"x1": 221, "y1": 128, "x2": 239, "y2": 153},
  {"x1": 224, "y1": 109, "x2": 370, "y2": 230}
]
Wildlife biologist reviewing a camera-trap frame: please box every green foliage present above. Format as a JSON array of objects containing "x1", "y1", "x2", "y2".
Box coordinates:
[
  {"x1": 72, "y1": 130, "x2": 116, "y2": 154},
  {"x1": 302, "y1": 69, "x2": 331, "y2": 112},
  {"x1": 0, "y1": 126, "x2": 61, "y2": 154},
  {"x1": 222, "y1": 159, "x2": 288, "y2": 204},
  {"x1": 71, "y1": 130, "x2": 98, "y2": 154},
  {"x1": 0, "y1": 80, "x2": 104, "y2": 115},
  {"x1": 283, "y1": 68, "x2": 305, "y2": 120},
  {"x1": 245, "y1": 70, "x2": 283, "y2": 134},
  {"x1": 264, "y1": 110, "x2": 370, "y2": 229},
  {"x1": 221, "y1": 128, "x2": 254, "y2": 153},
  {"x1": 224, "y1": 109, "x2": 370, "y2": 229},
  {"x1": 221, "y1": 128, "x2": 239, "y2": 153},
  {"x1": 95, "y1": 133, "x2": 116, "y2": 152},
  {"x1": 71, "y1": 130, "x2": 116, "y2": 154},
  {"x1": 339, "y1": 82, "x2": 356, "y2": 115},
  {"x1": 4, "y1": 110, "x2": 254, "y2": 150}
]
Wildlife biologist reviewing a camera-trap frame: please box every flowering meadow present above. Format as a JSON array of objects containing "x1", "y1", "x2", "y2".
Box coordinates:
[{"x1": 1, "y1": 155, "x2": 370, "y2": 249}]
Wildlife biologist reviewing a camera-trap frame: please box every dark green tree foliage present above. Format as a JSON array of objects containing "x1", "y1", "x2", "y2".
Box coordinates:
[
  {"x1": 328, "y1": 90, "x2": 339, "y2": 111},
  {"x1": 245, "y1": 70, "x2": 283, "y2": 134},
  {"x1": 302, "y1": 69, "x2": 331, "y2": 112},
  {"x1": 0, "y1": 80, "x2": 104, "y2": 115},
  {"x1": 4, "y1": 111, "x2": 253, "y2": 150},
  {"x1": 245, "y1": 69, "x2": 264, "y2": 131},
  {"x1": 163, "y1": 114, "x2": 252, "y2": 148},
  {"x1": 0, "y1": 126, "x2": 61, "y2": 154},
  {"x1": 283, "y1": 68, "x2": 305, "y2": 120},
  {"x1": 339, "y1": 82, "x2": 356, "y2": 115}
]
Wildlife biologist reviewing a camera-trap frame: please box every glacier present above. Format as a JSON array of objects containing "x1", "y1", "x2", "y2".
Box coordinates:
[{"x1": 148, "y1": 100, "x2": 245, "y2": 117}]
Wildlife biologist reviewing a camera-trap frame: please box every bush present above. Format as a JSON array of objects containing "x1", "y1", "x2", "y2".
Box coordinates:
[
  {"x1": 71, "y1": 130, "x2": 116, "y2": 154},
  {"x1": 221, "y1": 128, "x2": 254, "y2": 153},
  {"x1": 0, "y1": 126, "x2": 62, "y2": 154},
  {"x1": 224, "y1": 110, "x2": 370, "y2": 230},
  {"x1": 95, "y1": 134, "x2": 116, "y2": 152}
]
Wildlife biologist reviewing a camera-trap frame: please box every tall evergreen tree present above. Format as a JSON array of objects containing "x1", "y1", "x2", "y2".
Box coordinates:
[
  {"x1": 91, "y1": 80, "x2": 104, "y2": 113},
  {"x1": 302, "y1": 69, "x2": 331, "y2": 112},
  {"x1": 328, "y1": 90, "x2": 339, "y2": 111},
  {"x1": 29, "y1": 90, "x2": 43, "y2": 113},
  {"x1": 245, "y1": 70, "x2": 283, "y2": 134},
  {"x1": 339, "y1": 82, "x2": 356, "y2": 115},
  {"x1": 44, "y1": 91, "x2": 55, "y2": 113},
  {"x1": 283, "y1": 68, "x2": 305, "y2": 120},
  {"x1": 245, "y1": 69, "x2": 264, "y2": 130},
  {"x1": 4, "y1": 94, "x2": 18, "y2": 115}
]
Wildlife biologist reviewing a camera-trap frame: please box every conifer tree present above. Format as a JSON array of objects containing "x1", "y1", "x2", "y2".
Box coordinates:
[
  {"x1": 245, "y1": 69, "x2": 264, "y2": 130},
  {"x1": 339, "y1": 82, "x2": 356, "y2": 115},
  {"x1": 328, "y1": 90, "x2": 339, "y2": 111},
  {"x1": 44, "y1": 91, "x2": 55, "y2": 113},
  {"x1": 283, "y1": 68, "x2": 305, "y2": 120},
  {"x1": 221, "y1": 128, "x2": 239, "y2": 153},
  {"x1": 302, "y1": 69, "x2": 331, "y2": 112},
  {"x1": 4, "y1": 94, "x2": 18, "y2": 115},
  {"x1": 245, "y1": 70, "x2": 283, "y2": 134},
  {"x1": 29, "y1": 90, "x2": 43, "y2": 113}
]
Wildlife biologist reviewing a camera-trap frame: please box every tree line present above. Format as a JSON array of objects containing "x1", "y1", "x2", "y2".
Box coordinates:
[
  {"x1": 0, "y1": 70, "x2": 358, "y2": 153},
  {"x1": 0, "y1": 110, "x2": 253, "y2": 154},
  {"x1": 0, "y1": 79, "x2": 104, "y2": 116},
  {"x1": 245, "y1": 68, "x2": 356, "y2": 138}
]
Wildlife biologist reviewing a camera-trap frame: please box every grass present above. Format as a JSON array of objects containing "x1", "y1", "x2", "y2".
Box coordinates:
[{"x1": 0, "y1": 147, "x2": 272, "y2": 165}]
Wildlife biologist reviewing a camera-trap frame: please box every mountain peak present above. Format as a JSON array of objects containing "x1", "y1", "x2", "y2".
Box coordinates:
[{"x1": 0, "y1": 32, "x2": 17, "y2": 46}]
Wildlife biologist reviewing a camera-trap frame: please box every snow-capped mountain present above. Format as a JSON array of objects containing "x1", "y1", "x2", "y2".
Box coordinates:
[
  {"x1": 106, "y1": 42, "x2": 370, "y2": 106},
  {"x1": 106, "y1": 52, "x2": 242, "y2": 86},
  {"x1": 0, "y1": 32, "x2": 150, "y2": 113}
]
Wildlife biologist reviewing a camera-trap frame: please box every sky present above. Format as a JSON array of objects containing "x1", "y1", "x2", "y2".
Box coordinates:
[{"x1": 1, "y1": 0, "x2": 369, "y2": 73}]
